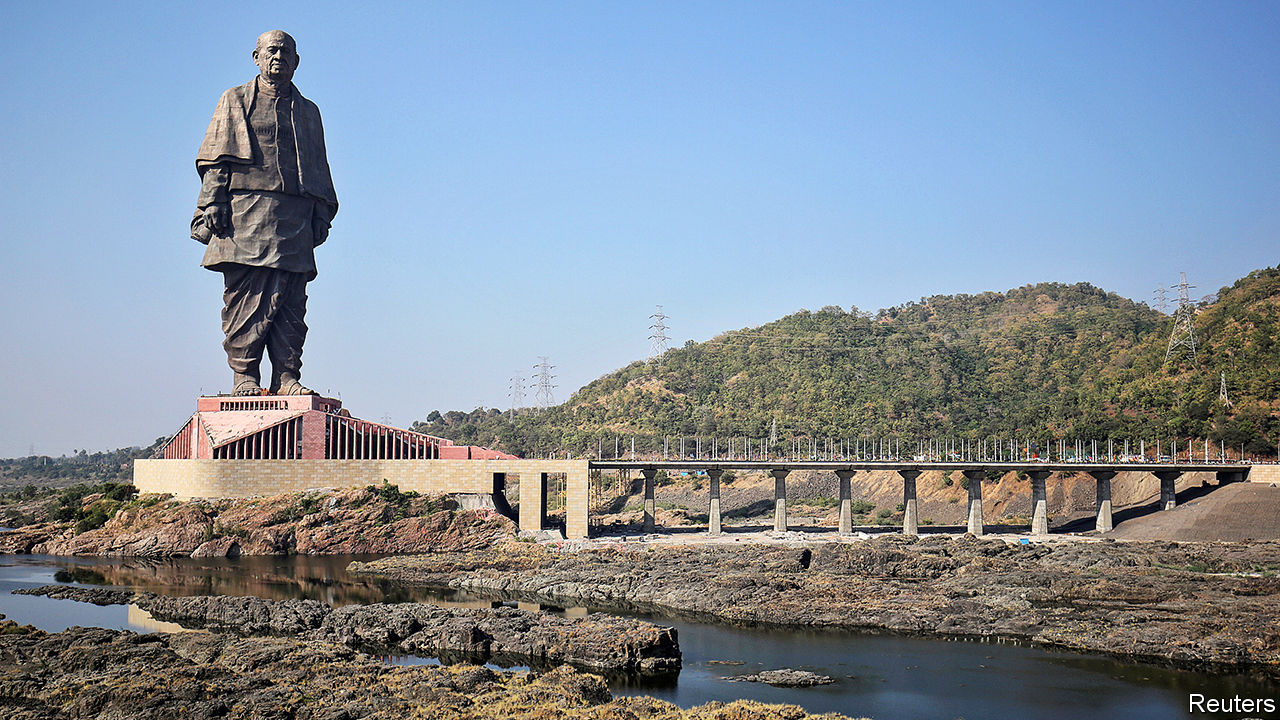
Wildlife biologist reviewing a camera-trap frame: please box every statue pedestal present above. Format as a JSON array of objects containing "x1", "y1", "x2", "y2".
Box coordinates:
[
  {"x1": 157, "y1": 394, "x2": 509, "y2": 461},
  {"x1": 133, "y1": 394, "x2": 591, "y2": 538}
]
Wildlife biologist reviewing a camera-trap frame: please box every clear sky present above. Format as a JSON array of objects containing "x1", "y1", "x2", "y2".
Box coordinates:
[{"x1": 0, "y1": 1, "x2": 1276, "y2": 457}]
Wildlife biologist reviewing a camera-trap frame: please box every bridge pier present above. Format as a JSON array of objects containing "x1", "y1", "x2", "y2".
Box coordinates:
[
  {"x1": 964, "y1": 470, "x2": 985, "y2": 536},
  {"x1": 1090, "y1": 470, "x2": 1116, "y2": 533},
  {"x1": 518, "y1": 471, "x2": 550, "y2": 533},
  {"x1": 641, "y1": 468, "x2": 657, "y2": 533},
  {"x1": 706, "y1": 468, "x2": 723, "y2": 536},
  {"x1": 1155, "y1": 471, "x2": 1181, "y2": 511},
  {"x1": 836, "y1": 470, "x2": 855, "y2": 534},
  {"x1": 901, "y1": 469, "x2": 921, "y2": 536},
  {"x1": 1028, "y1": 470, "x2": 1050, "y2": 536},
  {"x1": 771, "y1": 468, "x2": 790, "y2": 532}
]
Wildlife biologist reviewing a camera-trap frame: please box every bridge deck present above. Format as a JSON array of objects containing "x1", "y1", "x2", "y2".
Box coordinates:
[
  {"x1": 588, "y1": 460, "x2": 1252, "y2": 473},
  {"x1": 585, "y1": 460, "x2": 1260, "y2": 539}
]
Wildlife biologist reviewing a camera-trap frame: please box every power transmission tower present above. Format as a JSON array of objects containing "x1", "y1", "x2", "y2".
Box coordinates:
[
  {"x1": 648, "y1": 306, "x2": 670, "y2": 359},
  {"x1": 532, "y1": 357, "x2": 556, "y2": 410},
  {"x1": 1219, "y1": 371, "x2": 1232, "y2": 408},
  {"x1": 1152, "y1": 285, "x2": 1169, "y2": 313},
  {"x1": 507, "y1": 374, "x2": 525, "y2": 417},
  {"x1": 1164, "y1": 272, "x2": 1197, "y2": 362}
]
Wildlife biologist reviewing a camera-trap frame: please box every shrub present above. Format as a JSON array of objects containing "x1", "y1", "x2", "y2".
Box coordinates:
[
  {"x1": 296, "y1": 493, "x2": 324, "y2": 516},
  {"x1": 369, "y1": 482, "x2": 419, "y2": 504},
  {"x1": 849, "y1": 499, "x2": 875, "y2": 515},
  {"x1": 100, "y1": 483, "x2": 137, "y2": 502},
  {"x1": 75, "y1": 507, "x2": 111, "y2": 533}
]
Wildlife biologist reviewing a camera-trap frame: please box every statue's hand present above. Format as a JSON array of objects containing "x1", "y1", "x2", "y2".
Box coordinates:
[
  {"x1": 312, "y1": 216, "x2": 330, "y2": 246},
  {"x1": 204, "y1": 203, "x2": 230, "y2": 234}
]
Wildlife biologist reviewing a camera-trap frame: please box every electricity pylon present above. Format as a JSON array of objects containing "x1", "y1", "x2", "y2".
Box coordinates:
[{"x1": 1164, "y1": 272, "x2": 1197, "y2": 362}]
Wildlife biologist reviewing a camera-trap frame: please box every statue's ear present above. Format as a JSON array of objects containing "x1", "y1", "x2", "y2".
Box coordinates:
[{"x1": 293, "y1": 52, "x2": 301, "y2": 68}]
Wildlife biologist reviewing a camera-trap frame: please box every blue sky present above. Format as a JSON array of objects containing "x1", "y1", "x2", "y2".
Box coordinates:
[{"x1": 0, "y1": 1, "x2": 1276, "y2": 456}]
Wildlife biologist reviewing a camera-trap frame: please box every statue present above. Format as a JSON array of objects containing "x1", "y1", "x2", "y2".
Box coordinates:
[{"x1": 192, "y1": 30, "x2": 337, "y2": 396}]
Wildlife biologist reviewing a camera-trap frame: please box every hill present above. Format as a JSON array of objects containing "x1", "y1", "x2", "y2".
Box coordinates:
[
  {"x1": 0, "y1": 441, "x2": 165, "y2": 493},
  {"x1": 414, "y1": 268, "x2": 1277, "y2": 458}
]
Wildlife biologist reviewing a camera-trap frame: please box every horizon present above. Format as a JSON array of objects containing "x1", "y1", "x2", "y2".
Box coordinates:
[{"x1": 2, "y1": 2, "x2": 1277, "y2": 456}]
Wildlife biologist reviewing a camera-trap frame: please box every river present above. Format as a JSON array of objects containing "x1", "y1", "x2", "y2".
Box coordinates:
[{"x1": 0, "y1": 554, "x2": 1274, "y2": 720}]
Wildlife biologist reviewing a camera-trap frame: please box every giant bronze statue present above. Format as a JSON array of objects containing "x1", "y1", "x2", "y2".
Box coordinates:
[{"x1": 192, "y1": 30, "x2": 337, "y2": 396}]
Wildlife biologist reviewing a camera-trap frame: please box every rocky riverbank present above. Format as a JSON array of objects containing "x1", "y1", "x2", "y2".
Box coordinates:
[
  {"x1": 0, "y1": 485, "x2": 516, "y2": 556},
  {"x1": 349, "y1": 535, "x2": 1280, "y2": 677},
  {"x1": 0, "y1": 621, "x2": 857, "y2": 720},
  {"x1": 16, "y1": 585, "x2": 679, "y2": 674}
]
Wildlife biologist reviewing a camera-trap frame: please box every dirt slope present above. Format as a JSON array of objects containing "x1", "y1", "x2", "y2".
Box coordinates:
[{"x1": 1109, "y1": 482, "x2": 1280, "y2": 541}]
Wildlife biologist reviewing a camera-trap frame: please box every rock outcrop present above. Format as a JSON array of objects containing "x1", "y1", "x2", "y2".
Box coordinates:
[
  {"x1": 0, "y1": 622, "x2": 854, "y2": 720},
  {"x1": 350, "y1": 536, "x2": 1280, "y2": 676},
  {"x1": 731, "y1": 669, "x2": 835, "y2": 687},
  {"x1": 16, "y1": 585, "x2": 680, "y2": 674},
  {"x1": 0, "y1": 486, "x2": 516, "y2": 557}
]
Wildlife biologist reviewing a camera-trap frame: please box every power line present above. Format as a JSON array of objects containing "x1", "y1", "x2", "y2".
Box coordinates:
[
  {"x1": 648, "y1": 305, "x2": 670, "y2": 359},
  {"x1": 532, "y1": 357, "x2": 557, "y2": 410},
  {"x1": 1165, "y1": 272, "x2": 1198, "y2": 363}
]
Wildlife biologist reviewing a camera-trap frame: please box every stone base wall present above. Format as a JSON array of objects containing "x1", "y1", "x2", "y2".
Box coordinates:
[
  {"x1": 1247, "y1": 465, "x2": 1280, "y2": 485},
  {"x1": 133, "y1": 459, "x2": 591, "y2": 538}
]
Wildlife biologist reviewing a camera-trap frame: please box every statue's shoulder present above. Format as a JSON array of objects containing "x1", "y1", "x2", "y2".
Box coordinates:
[
  {"x1": 292, "y1": 85, "x2": 321, "y2": 113},
  {"x1": 221, "y1": 80, "x2": 256, "y2": 105}
]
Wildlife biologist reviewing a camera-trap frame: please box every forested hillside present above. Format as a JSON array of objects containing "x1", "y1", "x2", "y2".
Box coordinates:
[
  {"x1": 0, "y1": 440, "x2": 164, "y2": 492},
  {"x1": 421, "y1": 266, "x2": 1278, "y2": 458}
]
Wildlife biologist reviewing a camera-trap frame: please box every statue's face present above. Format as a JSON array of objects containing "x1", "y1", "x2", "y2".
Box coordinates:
[{"x1": 253, "y1": 32, "x2": 298, "y2": 84}]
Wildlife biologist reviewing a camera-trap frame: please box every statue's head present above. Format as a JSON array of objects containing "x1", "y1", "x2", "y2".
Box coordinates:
[{"x1": 253, "y1": 30, "x2": 299, "y2": 84}]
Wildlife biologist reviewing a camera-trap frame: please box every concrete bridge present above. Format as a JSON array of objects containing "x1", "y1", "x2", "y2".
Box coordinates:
[{"x1": 584, "y1": 460, "x2": 1268, "y2": 538}]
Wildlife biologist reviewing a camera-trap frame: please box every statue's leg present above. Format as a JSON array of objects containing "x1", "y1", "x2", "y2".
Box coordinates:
[
  {"x1": 267, "y1": 271, "x2": 313, "y2": 395},
  {"x1": 221, "y1": 266, "x2": 270, "y2": 395}
]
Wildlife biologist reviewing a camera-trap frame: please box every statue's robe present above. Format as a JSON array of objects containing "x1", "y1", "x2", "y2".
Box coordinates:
[
  {"x1": 192, "y1": 77, "x2": 338, "y2": 386},
  {"x1": 193, "y1": 77, "x2": 338, "y2": 279}
]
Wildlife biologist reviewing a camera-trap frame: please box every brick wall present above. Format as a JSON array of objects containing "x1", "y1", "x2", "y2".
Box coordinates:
[
  {"x1": 1247, "y1": 465, "x2": 1280, "y2": 485},
  {"x1": 134, "y1": 458, "x2": 592, "y2": 538}
]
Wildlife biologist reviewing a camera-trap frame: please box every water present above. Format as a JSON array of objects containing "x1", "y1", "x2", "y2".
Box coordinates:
[{"x1": 0, "y1": 555, "x2": 1274, "y2": 720}]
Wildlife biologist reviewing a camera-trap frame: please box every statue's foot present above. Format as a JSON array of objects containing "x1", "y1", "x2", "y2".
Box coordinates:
[
  {"x1": 232, "y1": 374, "x2": 263, "y2": 396},
  {"x1": 276, "y1": 375, "x2": 317, "y2": 396}
]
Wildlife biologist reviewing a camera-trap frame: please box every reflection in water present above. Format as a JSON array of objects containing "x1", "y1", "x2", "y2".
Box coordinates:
[
  {"x1": 35, "y1": 555, "x2": 492, "y2": 609},
  {"x1": 0, "y1": 555, "x2": 1276, "y2": 720},
  {"x1": 126, "y1": 604, "x2": 191, "y2": 634}
]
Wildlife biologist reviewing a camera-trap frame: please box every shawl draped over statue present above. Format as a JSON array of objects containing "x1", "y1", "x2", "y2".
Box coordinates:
[{"x1": 196, "y1": 79, "x2": 337, "y2": 210}]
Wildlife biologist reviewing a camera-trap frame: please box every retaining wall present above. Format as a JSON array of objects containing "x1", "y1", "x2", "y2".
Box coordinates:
[{"x1": 133, "y1": 458, "x2": 591, "y2": 538}]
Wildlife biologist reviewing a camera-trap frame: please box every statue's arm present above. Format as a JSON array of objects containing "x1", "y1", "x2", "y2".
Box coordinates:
[{"x1": 195, "y1": 164, "x2": 231, "y2": 236}]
